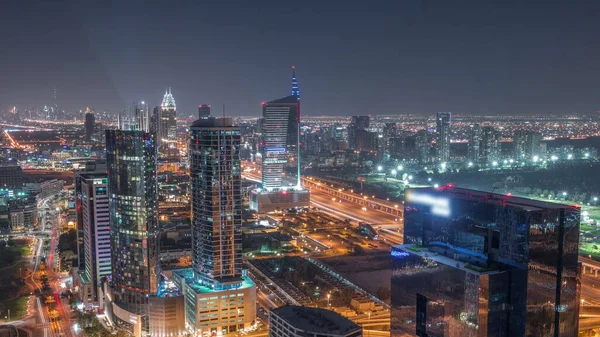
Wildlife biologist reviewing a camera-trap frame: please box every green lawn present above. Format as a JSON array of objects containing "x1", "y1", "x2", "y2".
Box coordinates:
[{"x1": 0, "y1": 296, "x2": 29, "y2": 321}]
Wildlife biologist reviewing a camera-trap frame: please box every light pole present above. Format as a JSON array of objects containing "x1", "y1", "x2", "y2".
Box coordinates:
[{"x1": 327, "y1": 294, "x2": 330, "y2": 307}]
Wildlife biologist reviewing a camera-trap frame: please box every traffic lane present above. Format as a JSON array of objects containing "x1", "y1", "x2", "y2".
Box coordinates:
[{"x1": 310, "y1": 192, "x2": 399, "y2": 225}]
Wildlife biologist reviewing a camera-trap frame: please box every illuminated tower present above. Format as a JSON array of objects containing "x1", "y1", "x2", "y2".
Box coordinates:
[
  {"x1": 435, "y1": 112, "x2": 451, "y2": 163},
  {"x1": 159, "y1": 88, "x2": 177, "y2": 141},
  {"x1": 106, "y1": 127, "x2": 159, "y2": 335},
  {"x1": 291, "y1": 66, "x2": 300, "y2": 99}
]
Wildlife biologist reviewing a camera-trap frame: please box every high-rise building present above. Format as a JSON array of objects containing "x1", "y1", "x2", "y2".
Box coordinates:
[
  {"x1": 467, "y1": 124, "x2": 482, "y2": 163},
  {"x1": 435, "y1": 112, "x2": 451, "y2": 163},
  {"x1": 159, "y1": 88, "x2": 177, "y2": 141},
  {"x1": 392, "y1": 187, "x2": 580, "y2": 337},
  {"x1": 347, "y1": 116, "x2": 370, "y2": 150},
  {"x1": 481, "y1": 126, "x2": 502, "y2": 163},
  {"x1": 513, "y1": 130, "x2": 542, "y2": 160},
  {"x1": 415, "y1": 129, "x2": 431, "y2": 165},
  {"x1": 189, "y1": 117, "x2": 242, "y2": 283},
  {"x1": 74, "y1": 160, "x2": 107, "y2": 269},
  {"x1": 171, "y1": 117, "x2": 256, "y2": 335},
  {"x1": 260, "y1": 96, "x2": 299, "y2": 190},
  {"x1": 85, "y1": 112, "x2": 95, "y2": 142},
  {"x1": 198, "y1": 104, "x2": 211, "y2": 119},
  {"x1": 105, "y1": 128, "x2": 159, "y2": 335},
  {"x1": 77, "y1": 173, "x2": 110, "y2": 309},
  {"x1": 269, "y1": 306, "x2": 362, "y2": 337}
]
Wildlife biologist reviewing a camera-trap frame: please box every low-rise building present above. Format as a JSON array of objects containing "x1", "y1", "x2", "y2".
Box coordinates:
[{"x1": 269, "y1": 305, "x2": 362, "y2": 337}]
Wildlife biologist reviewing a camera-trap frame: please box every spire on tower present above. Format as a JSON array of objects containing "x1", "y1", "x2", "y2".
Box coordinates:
[
  {"x1": 291, "y1": 66, "x2": 300, "y2": 99},
  {"x1": 161, "y1": 87, "x2": 176, "y2": 110}
]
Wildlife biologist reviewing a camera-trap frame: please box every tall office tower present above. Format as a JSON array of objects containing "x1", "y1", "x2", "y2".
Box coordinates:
[
  {"x1": 415, "y1": 129, "x2": 431, "y2": 165},
  {"x1": 172, "y1": 117, "x2": 256, "y2": 335},
  {"x1": 78, "y1": 173, "x2": 110, "y2": 309},
  {"x1": 392, "y1": 187, "x2": 580, "y2": 337},
  {"x1": 198, "y1": 104, "x2": 211, "y2": 119},
  {"x1": 467, "y1": 124, "x2": 482, "y2": 163},
  {"x1": 269, "y1": 306, "x2": 362, "y2": 337},
  {"x1": 347, "y1": 115, "x2": 370, "y2": 149},
  {"x1": 74, "y1": 161, "x2": 108, "y2": 269},
  {"x1": 513, "y1": 130, "x2": 528, "y2": 159},
  {"x1": 480, "y1": 126, "x2": 502, "y2": 163},
  {"x1": 435, "y1": 112, "x2": 451, "y2": 163},
  {"x1": 150, "y1": 106, "x2": 160, "y2": 135},
  {"x1": 159, "y1": 88, "x2": 177, "y2": 141},
  {"x1": 84, "y1": 112, "x2": 95, "y2": 142},
  {"x1": 105, "y1": 128, "x2": 159, "y2": 335},
  {"x1": 261, "y1": 96, "x2": 299, "y2": 190},
  {"x1": 251, "y1": 96, "x2": 310, "y2": 213},
  {"x1": 190, "y1": 117, "x2": 242, "y2": 283}
]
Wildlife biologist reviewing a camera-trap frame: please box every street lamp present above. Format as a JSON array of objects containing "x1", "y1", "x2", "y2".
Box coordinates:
[
  {"x1": 327, "y1": 294, "x2": 331, "y2": 306},
  {"x1": 377, "y1": 166, "x2": 383, "y2": 172}
]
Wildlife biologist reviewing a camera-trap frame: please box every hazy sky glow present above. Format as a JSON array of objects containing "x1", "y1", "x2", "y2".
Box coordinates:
[{"x1": 1, "y1": 0, "x2": 600, "y2": 116}]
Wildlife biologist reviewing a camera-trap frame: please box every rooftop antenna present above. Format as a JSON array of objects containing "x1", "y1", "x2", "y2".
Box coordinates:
[{"x1": 222, "y1": 104, "x2": 225, "y2": 118}]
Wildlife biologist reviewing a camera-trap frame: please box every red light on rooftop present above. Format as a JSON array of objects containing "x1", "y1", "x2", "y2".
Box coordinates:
[
  {"x1": 447, "y1": 184, "x2": 453, "y2": 188},
  {"x1": 506, "y1": 193, "x2": 512, "y2": 196},
  {"x1": 292, "y1": 65, "x2": 295, "y2": 69},
  {"x1": 261, "y1": 102, "x2": 266, "y2": 106}
]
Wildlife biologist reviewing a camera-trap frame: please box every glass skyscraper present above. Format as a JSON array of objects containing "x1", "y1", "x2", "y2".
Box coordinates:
[
  {"x1": 159, "y1": 88, "x2": 177, "y2": 141},
  {"x1": 435, "y1": 112, "x2": 451, "y2": 163},
  {"x1": 391, "y1": 186, "x2": 580, "y2": 337},
  {"x1": 171, "y1": 117, "x2": 256, "y2": 336},
  {"x1": 106, "y1": 129, "x2": 159, "y2": 334},
  {"x1": 189, "y1": 117, "x2": 243, "y2": 284}
]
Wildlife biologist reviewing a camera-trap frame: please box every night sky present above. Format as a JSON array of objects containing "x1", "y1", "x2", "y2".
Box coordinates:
[{"x1": 1, "y1": 0, "x2": 600, "y2": 116}]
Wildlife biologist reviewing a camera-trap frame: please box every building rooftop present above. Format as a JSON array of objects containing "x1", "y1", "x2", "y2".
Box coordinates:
[
  {"x1": 271, "y1": 305, "x2": 361, "y2": 335},
  {"x1": 172, "y1": 268, "x2": 255, "y2": 294},
  {"x1": 190, "y1": 117, "x2": 234, "y2": 128},
  {"x1": 266, "y1": 95, "x2": 298, "y2": 105},
  {"x1": 408, "y1": 186, "x2": 578, "y2": 211}
]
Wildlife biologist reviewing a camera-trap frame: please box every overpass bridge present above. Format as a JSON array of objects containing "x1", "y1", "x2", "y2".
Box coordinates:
[{"x1": 302, "y1": 177, "x2": 403, "y2": 218}]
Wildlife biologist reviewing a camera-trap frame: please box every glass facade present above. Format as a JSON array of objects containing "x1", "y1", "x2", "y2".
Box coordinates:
[
  {"x1": 392, "y1": 187, "x2": 580, "y2": 337},
  {"x1": 261, "y1": 96, "x2": 298, "y2": 191},
  {"x1": 106, "y1": 129, "x2": 159, "y2": 332},
  {"x1": 189, "y1": 118, "x2": 243, "y2": 285}
]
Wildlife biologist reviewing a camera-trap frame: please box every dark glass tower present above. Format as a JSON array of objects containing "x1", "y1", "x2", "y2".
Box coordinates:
[
  {"x1": 189, "y1": 117, "x2": 242, "y2": 286},
  {"x1": 392, "y1": 186, "x2": 580, "y2": 337},
  {"x1": 106, "y1": 128, "x2": 159, "y2": 333}
]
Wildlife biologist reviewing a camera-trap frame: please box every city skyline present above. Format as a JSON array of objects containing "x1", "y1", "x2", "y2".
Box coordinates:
[{"x1": 2, "y1": 1, "x2": 600, "y2": 116}]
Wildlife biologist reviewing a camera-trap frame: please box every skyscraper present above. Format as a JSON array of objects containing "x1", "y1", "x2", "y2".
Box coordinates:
[
  {"x1": 190, "y1": 117, "x2": 242, "y2": 283},
  {"x1": 198, "y1": 104, "x2": 211, "y2": 119},
  {"x1": 481, "y1": 126, "x2": 502, "y2": 163},
  {"x1": 513, "y1": 130, "x2": 542, "y2": 160},
  {"x1": 415, "y1": 129, "x2": 431, "y2": 165},
  {"x1": 159, "y1": 88, "x2": 177, "y2": 141},
  {"x1": 261, "y1": 96, "x2": 299, "y2": 190},
  {"x1": 84, "y1": 111, "x2": 95, "y2": 142},
  {"x1": 392, "y1": 187, "x2": 580, "y2": 337},
  {"x1": 347, "y1": 116, "x2": 370, "y2": 150},
  {"x1": 467, "y1": 124, "x2": 482, "y2": 163},
  {"x1": 105, "y1": 127, "x2": 159, "y2": 335},
  {"x1": 78, "y1": 173, "x2": 110, "y2": 309},
  {"x1": 435, "y1": 112, "x2": 451, "y2": 163},
  {"x1": 171, "y1": 117, "x2": 256, "y2": 335}
]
